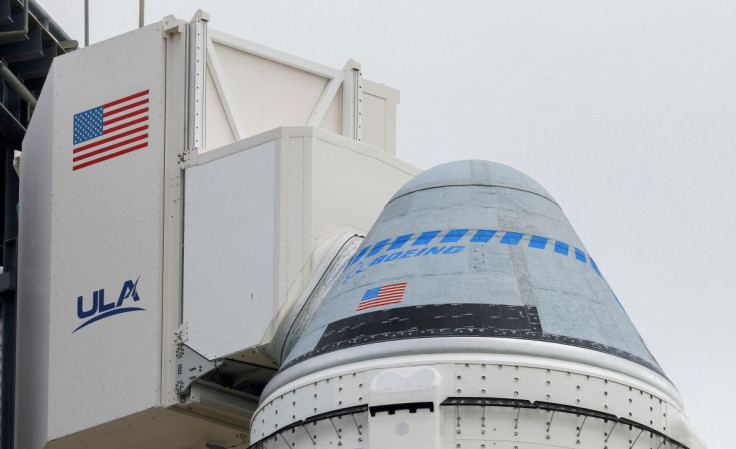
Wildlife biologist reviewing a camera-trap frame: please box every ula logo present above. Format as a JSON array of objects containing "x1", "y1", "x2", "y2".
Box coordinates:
[{"x1": 74, "y1": 276, "x2": 145, "y2": 333}]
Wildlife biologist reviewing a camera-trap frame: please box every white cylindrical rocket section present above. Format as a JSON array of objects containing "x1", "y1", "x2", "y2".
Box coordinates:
[{"x1": 251, "y1": 160, "x2": 704, "y2": 449}]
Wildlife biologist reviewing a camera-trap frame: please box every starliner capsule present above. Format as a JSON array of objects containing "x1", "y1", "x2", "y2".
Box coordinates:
[{"x1": 251, "y1": 160, "x2": 704, "y2": 449}]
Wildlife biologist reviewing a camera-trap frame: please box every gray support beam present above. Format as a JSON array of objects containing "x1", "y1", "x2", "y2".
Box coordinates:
[
  {"x1": 0, "y1": 0, "x2": 27, "y2": 42},
  {"x1": 0, "y1": 62, "x2": 36, "y2": 108}
]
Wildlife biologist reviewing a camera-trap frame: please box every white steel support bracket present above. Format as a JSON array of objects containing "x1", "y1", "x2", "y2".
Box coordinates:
[
  {"x1": 183, "y1": 10, "x2": 209, "y2": 167},
  {"x1": 161, "y1": 15, "x2": 185, "y2": 35},
  {"x1": 341, "y1": 59, "x2": 363, "y2": 142},
  {"x1": 174, "y1": 343, "x2": 223, "y2": 395}
]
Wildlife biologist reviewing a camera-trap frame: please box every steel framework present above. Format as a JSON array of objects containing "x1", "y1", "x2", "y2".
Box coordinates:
[{"x1": 0, "y1": 1, "x2": 75, "y2": 447}]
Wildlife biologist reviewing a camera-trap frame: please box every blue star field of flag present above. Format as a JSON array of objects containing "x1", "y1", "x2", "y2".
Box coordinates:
[{"x1": 73, "y1": 106, "x2": 104, "y2": 144}]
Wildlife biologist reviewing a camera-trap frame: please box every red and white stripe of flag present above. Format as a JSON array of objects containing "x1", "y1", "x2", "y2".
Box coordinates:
[
  {"x1": 72, "y1": 90, "x2": 149, "y2": 171},
  {"x1": 356, "y1": 282, "x2": 407, "y2": 311}
]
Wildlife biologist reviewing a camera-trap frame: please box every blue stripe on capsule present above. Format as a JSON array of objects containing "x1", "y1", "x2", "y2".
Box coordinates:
[
  {"x1": 528, "y1": 235, "x2": 548, "y2": 249},
  {"x1": 554, "y1": 241, "x2": 569, "y2": 255},
  {"x1": 590, "y1": 257, "x2": 601, "y2": 276},
  {"x1": 500, "y1": 232, "x2": 524, "y2": 245},
  {"x1": 388, "y1": 234, "x2": 414, "y2": 250},
  {"x1": 441, "y1": 229, "x2": 468, "y2": 243},
  {"x1": 470, "y1": 229, "x2": 496, "y2": 242},
  {"x1": 574, "y1": 248, "x2": 587, "y2": 263},
  {"x1": 350, "y1": 246, "x2": 370, "y2": 265},
  {"x1": 413, "y1": 230, "x2": 441, "y2": 246},
  {"x1": 367, "y1": 239, "x2": 389, "y2": 256}
]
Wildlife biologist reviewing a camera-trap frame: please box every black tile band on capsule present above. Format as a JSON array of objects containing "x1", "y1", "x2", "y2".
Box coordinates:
[{"x1": 282, "y1": 303, "x2": 665, "y2": 377}]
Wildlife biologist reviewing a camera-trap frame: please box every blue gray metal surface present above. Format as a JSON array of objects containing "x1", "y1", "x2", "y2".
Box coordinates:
[{"x1": 279, "y1": 160, "x2": 662, "y2": 379}]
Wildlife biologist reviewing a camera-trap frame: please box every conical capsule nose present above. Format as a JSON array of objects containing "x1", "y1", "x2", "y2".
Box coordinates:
[{"x1": 282, "y1": 160, "x2": 664, "y2": 383}]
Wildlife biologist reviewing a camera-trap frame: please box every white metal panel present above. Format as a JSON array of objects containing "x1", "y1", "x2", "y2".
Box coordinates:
[
  {"x1": 361, "y1": 80, "x2": 399, "y2": 155},
  {"x1": 160, "y1": 15, "x2": 189, "y2": 409},
  {"x1": 204, "y1": 68, "x2": 236, "y2": 150},
  {"x1": 319, "y1": 85, "x2": 343, "y2": 134},
  {"x1": 252, "y1": 354, "x2": 702, "y2": 449},
  {"x1": 200, "y1": 30, "x2": 398, "y2": 154},
  {"x1": 16, "y1": 65, "x2": 56, "y2": 449},
  {"x1": 44, "y1": 407, "x2": 248, "y2": 449},
  {"x1": 182, "y1": 127, "x2": 417, "y2": 361},
  {"x1": 48, "y1": 23, "x2": 165, "y2": 440},
  {"x1": 205, "y1": 41, "x2": 329, "y2": 152},
  {"x1": 17, "y1": 24, "x2": 167, "y2": 445},
  {"x1": 183, "y1": 141, "x2": 276, "y2": 359},
  {"x1": 311, "y1": 135, "x2": 415, "y2": 244}
]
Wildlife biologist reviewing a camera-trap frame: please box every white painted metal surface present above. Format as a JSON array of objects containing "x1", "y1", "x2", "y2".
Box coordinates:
[
  {"x1": 15, "y1": 12, "x2": 409, "y2": 448},
  {"x1": 182, "y1": 127, "x2": 418, "y2": 361},
  {"x1": 183, "y1": 141, "x2": 277, "y2": 359},
  {"x1": 17, "y1": 23, "x2": 166, "y2": 447},
  {"x1": 200, "y1": 29, "x2": 399, "y2": 155},
  {"x1": 252, "y1": 355, "x2": 702, "y2": 449}
]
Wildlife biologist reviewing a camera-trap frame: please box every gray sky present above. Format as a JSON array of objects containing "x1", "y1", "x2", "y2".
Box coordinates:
[{"x1": 39, "y1": 1, "x2": 734, "y2": 447}]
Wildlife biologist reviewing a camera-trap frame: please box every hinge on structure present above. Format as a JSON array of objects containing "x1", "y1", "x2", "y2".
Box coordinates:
[
  {"x1": 174, "y1": 343, "x2": 222, "y2": 395},
  {"x1": 177, "y1": 146, "x2": 198, "y2": 168}
]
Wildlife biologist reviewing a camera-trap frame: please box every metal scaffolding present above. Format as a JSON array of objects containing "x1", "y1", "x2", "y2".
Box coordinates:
[{"x1": 0, "y1": 1, "x2": 75, "y2": 446}]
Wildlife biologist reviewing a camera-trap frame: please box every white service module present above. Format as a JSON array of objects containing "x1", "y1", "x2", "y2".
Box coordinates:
[{"x1": 16, "y1": 12, "x2": 415, "y2": 449}]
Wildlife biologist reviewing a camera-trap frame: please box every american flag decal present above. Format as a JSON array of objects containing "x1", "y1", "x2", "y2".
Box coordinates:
[
  {"x1": 72, "y1": 89, "x2": 149, "y2": 171},
  {"x1": 357, "y1": 282, "x2": 407, "y2": 311}
]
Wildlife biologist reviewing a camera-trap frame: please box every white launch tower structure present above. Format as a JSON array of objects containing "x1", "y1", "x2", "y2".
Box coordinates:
[{"x1": 14, "y1": 12, "x2": 705, "y2": 449}]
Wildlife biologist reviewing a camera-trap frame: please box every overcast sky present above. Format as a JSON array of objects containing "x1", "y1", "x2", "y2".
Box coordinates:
[{"x1": 38, "y1": 1, "x2": 734, "y2": 447}]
